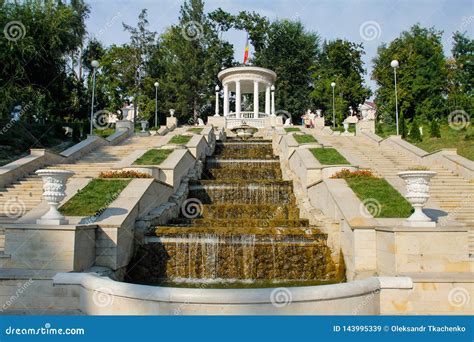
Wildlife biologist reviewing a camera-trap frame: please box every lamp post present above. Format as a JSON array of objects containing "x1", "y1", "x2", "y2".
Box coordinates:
[
  {"x1": 214, "y1": 85, "x2": 220, "y2": 116},
  {"x1": 391, "y1": 59, "x2": 400, "y2": 135},
  {"x1": 90, "y1": 60, "x2": 99, "y2": 135},
  {"x1": 154, "y1": 82, "x2": 159, "y2": 128},
  {"x1": 331, "y1": 82, "x2": 336, "y2": 128},
  {"x1": 271, "y1": 85, "x2": 275, "y2": 116}
]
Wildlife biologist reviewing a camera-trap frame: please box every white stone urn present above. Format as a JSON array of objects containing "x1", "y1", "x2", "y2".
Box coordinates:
[
  {"x1": 343, "y1": 121, "x2": 349, "y2": 134},
  {"x1": 169, "y1": 109, "x2": 175, "y2": 117},
  {"x1": 398, "y1": 170, "x2": 437, "y2": 227},
  {"x1": 36, "y1": 169, "x2": 74, "y2": 225},
  {"x1": 140, "y1": 120, "x2": 148, "y2": 133}
]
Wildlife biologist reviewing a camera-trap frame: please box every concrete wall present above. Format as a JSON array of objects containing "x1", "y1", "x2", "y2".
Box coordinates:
[
  {"x1": 53, "y1": 273, "x2": 413, "y2": 315},
  {"x1": 1, "y1": 225, "x2": 96, "y2": 272},
  {"x1": 158, "y1": 149, "x2": 196, "y2": 192},
  {"x1": 0, "y1": 278, "x2": 80, "y2": 314},
  {"x1": 93, "y1": 179, "x2": 173, "y2": 270}
]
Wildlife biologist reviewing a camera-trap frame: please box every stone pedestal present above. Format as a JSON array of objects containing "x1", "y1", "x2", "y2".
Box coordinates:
[
  {"x1": 3, "y1": 224, "x2": 96, "y2": 271},
  {"x1": 356, "y1": 120, "x2": 375, "y2": 135},
  {"x1": 116, "y1": 120, "x2": 133, "y2": 132},
  {"x1": 166, "y1": 117, "x2": 177, "y2": 129},
  {"x1": 270, "y1": 115, "x2": 283, "y2": 127},
  {"x1": 314, "y1": 117, "x2": 325, "y2": 128},
  {"x1": 207, "y1": 116, "x2": 225, "y2": 129}
]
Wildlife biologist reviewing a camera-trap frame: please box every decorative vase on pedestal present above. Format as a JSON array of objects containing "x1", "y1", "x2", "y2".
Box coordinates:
[
  {"x1": 140, "y1": 120, "x2": 148, "y2": 133},
  {"x1": 36, "y1": 169, "x2": 74, "y2": 225},
  {"x1": 398, "y1": 170, "x2": 437, "y2": 227},
  {"x1": 343, "y1": 122, "x2": 349, "y2": 134}
]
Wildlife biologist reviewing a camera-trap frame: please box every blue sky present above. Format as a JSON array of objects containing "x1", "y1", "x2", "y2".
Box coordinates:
[{"x1": 86, "y1": 0, "x2": 473, "y2": 92}]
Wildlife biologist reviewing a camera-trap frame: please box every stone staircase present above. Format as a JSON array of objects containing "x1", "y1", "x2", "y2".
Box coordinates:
[
  {"x1": 0, "y1": 135, "x2": 165, "y2": 226},
  {"x1": 323, "y1": 135, "x2": 474, "y2": 257}
]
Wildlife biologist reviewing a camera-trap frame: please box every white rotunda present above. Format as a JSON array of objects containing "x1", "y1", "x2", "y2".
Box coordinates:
[{"x1": 214, "y1": 66, "x2": 281, "y2": 129}]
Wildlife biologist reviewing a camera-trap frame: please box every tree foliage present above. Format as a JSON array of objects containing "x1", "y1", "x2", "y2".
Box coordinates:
[
  {"x1": 0, "y1": 0, "x2": 89, "y2": 120},
  {"x1": 310, "y1": 39, "x2": 371, "y2": 126},
  {"x1": 254, "y1": 20, "x2": 320, "y2": 119},
  {"x1": 372, "y1": 25, "x2": 447, "y2": 121}
]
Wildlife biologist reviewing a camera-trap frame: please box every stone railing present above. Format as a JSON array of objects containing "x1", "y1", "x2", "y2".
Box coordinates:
[
  {"x1": 370, "y1": 134, "x2": 474, "y2": 181},
  {"x1": 52, "y1": 272, "x2": 413, "y2": 315},
  {"x1": 0, "y1": 129, "x2": 132, "y2": 189}
]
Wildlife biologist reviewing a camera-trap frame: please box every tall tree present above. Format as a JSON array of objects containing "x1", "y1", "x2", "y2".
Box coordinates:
[
  {"x1": 255, "y1": 20, "x2": 319, "y2": 120},
  {"x1": 447, "y1": 31, "x2": 473, "y2": 112},
  {"x1": 158, "y1": 0, "x2": 233, "y2": 123},
  {"x1": 0, "y1": 0, "x2": 89, "y2": 120},
  {"x1": 310, "y1": 39, "x2": 371, "y2": 126},
  {"x1": 122, "y1": 9, "x2": 158, "y2": 122},
  {"x1": 372, "y1": 24, "x2": 447, "y2": 121}
]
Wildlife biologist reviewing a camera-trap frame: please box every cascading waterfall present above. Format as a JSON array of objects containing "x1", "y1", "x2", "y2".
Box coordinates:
[{"x1": 127, "y1": 138, "x2": 340, "y2": 286}]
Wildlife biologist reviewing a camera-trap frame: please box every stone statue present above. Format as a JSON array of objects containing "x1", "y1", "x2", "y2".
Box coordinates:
[
  {"x1": 316, "y1": 109, "x2": 322, "y2": 118},
  {"x1": 197, "y1": 118, "x2": 205, "y2": 126},
  {"x1": 284, "y1": 118, "x2": 292, "y2": 126}
]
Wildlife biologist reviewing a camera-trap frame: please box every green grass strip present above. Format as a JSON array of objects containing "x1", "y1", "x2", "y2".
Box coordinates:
[
  {"x1": 133, "y1": 149, "x2": 172, "y2": 165},
  {"x1": 60, "y1": 179, "x2": 131, "y2": 216},
  {"x1": 169, "y1": 135, "x2": 192, "y2": 144},
  {"x1": 310, "y1": 148, "x2": 349, "y2": 165},
  {"x1": 284, "y1": 127, "x2": 300, "y2": 132},
  {"x1": 345, "y1": 177, "x2": 413, "y2": 218},
  {"x1": 293, "y1": 134, "x2": 317, "y2": 144},
  {"x1": 187, "y1": 128, "x2": 204, "y2": 134}
]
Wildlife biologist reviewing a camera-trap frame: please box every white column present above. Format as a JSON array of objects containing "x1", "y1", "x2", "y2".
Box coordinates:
[
  {"x1": 214, "y1": 88, "x2": 220, "y2": 116},
  {"x1": 271, "y1": 85, "x2": 275, "y2": 116},
  {"x1": 265, "y1": 85, "x2": 271, "y2": 115},
  {"x1": 253, "y1": 80, "x2": 259, "y2": 118},
  {"x1": 236, "y1": 80, "x2": 241, "y2": 119},
  {"x1": 223, "y1": 83, "x2": 229, "y2": 116}
]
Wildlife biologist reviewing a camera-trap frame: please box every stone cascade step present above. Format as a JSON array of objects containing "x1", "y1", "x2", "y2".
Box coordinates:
[{"x1": 323, "y1": 135, "x2": 474, "y2": 257}]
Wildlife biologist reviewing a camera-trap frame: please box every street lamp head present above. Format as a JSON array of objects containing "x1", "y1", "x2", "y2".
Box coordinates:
[
  {"x1": 391, "y1": 60, "x2": 399, "y2": 68},
  {"x1": 215, "y1": 85, "x2": 220, "y2": 91},
  {"x1": 271, "y1": 85, "x2": 275, "y2": 91},
  {"x1": 91, "y1": 60, "x2": 99, "y2": 68},
  {"x1": 331, "y1": 82, "x2": 336, "y2": 88},
  {"x1": 154, "y1": 82, "x2": 159, "y2": 88}
]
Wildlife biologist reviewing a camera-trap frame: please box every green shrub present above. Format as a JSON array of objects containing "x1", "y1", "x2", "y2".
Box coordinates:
[
  {"x1": 430, "y1": 119, "x2": 441, "y2": 138},
  {"x1": 409, "y1": 117, "x2": 422, "y2": 142},
  {"x1": 465, "y1": 132, "x2": 474, "y2": 141},
  {"x1": 400, "y1": 112, "x2": 407, "y2": 138}
]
